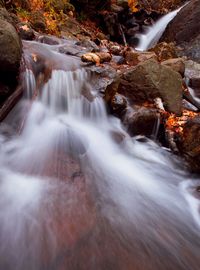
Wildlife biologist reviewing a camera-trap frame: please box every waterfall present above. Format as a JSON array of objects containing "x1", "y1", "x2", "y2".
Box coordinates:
[
  {"x1": 136, "y1": 6, "x2": 183, "y2": 51},
  {"x1": 0, "y1": 41, "x2": 200, "y2": 270}
]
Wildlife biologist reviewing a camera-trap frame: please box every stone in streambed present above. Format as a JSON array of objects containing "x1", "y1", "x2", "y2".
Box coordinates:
[
  {"x1": 105, "y1": 59, "x2": 183, "y2": 115},
  {"x1": 185, "y1": 60, "x2": 200, "y2": 97},
  {"x1": 123, "y1": 106, "x2": 160, "y2": 138},
  {"x1": 176, "y1": 116, "x2": 200, "y2": 172},
  {"x1": 81, "y1": 52, "x2": 112, "y2": 64}
]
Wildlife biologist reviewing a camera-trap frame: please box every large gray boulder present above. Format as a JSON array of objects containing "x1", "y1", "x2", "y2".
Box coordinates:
[
  {"x1": 0, "y1": 19, "x2": 22, "y2": 107},
  {"x1": 105, "y1": 59, "x2": 183, "y2": 115},
  {"x1": 0, "y1": 19, "x2": 22, "y2": 74}
]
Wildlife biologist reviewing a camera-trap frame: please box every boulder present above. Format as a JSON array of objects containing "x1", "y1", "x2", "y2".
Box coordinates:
[
  {"x1": 0, "y1": 19, "x2": 22, "y2": 74},
  {"x1": 110, "y1": 93, "x2": 128, "y2": 117},
  {"x1": 161, "y1": 0, "x2": 200, "y2": 62},
  {"x1": 17, "y1": 23, "x2": 35, "y2": 40},
  {"x1": 177, "y1": 116, "x2": 200, "y2": 172},
  {"x1": 161, "y1": 58, "x2": 185, "y2": 77},
  {"x1": 185, "y1": 60, "x2": 200, "y2": 96},
  {"x1": 0, "y1": 19, "x2": 22, "y2": 109},
  {"x1": 105, "y1": 59, "x2": 183, "y2": 115},
  {"x1": 81, "y1": 52, "x2": 112, "y2": 64},
  {"x1": 123, "y1": 106, "x2": 160, "y2": 137},
  {"x1": 124, "y1": 48, "x2": 157, "y2": 65}
]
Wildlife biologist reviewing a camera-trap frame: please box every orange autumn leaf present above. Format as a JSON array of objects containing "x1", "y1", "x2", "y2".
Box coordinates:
[{"x1": 128, "y1": 0, "x2": 139, "y2": 12}]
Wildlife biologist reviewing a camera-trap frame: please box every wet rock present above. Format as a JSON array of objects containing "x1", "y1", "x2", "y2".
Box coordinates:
[
  {"x1": 37, "y1": 35, "x2": 61, "y2": 45},
  {"x1": 0, "y1": 19, "x2": 22, "y2": 74},
  {"x1": 123, "y1": 106, "x2": 160, "y2": 138},
  {"x1": 124, "y1": 48, "x2": 157, "y2": 66},
  {"x1": 162, "y1": 0, "x2": 200, "y2": 43},
  {"x1": 81, "y1": 52, "x2": 111, "y2": 64},
  {"x1": 110, "y1": 93, "x2": 128, "y2": 116},
  {"x1": 150, "y1": 42, "x2": 177, "y2": 61},
  {"x1": 75, "y1": 39, "x2": 99, "y2": 52},
  {"x1": 109, "y1": 45, "x2": 121, "y2": 55},
  {"x1": 185, "y1": 60, "x2": 200, "y2": 95},
  {"x1": 112, "y1": 55, "x2": 125, "y2": 65},
  {"x1": 30, "y1": 11, "x2": 47, "y2": 32},
  {"x1": 177, "y1": 116, "x2": 200, "y2": 172},
  {"x1": 17, "y1": 23, "x2": 35, "y2": 40},
  {"x1": 161, "y1": 0, "x2": 200, "y2": 62},
  {"x1": 161, "y1": 58, "x2": 185, "y2": 77},
  {"x1": 106, "y1": 59, "x2": 183, "y2": 115}
]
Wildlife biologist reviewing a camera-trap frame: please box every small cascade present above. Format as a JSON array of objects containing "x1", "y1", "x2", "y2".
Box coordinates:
[{"x1": 136, "y1": 6, "x2": 183, "y2": 51}]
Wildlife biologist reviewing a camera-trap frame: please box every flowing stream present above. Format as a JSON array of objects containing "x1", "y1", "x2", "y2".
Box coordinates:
[
  {"x1": 136, "y1": 6, "x2": 183, "y2": 51},
  {"x1": 0, "y1": 41, "x2": 200, "y2": 270}
]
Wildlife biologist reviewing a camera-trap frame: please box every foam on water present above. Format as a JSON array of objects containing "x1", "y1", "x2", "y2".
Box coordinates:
[{"x1": 0, "y1": 41, "x2": 200, "y2": 269}]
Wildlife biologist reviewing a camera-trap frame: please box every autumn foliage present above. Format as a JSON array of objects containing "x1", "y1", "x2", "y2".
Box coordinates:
[{"x1": 128, "y1": 0, "x2": 139, "y2": 12}]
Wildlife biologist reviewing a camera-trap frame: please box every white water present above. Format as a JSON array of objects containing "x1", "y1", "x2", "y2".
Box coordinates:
[
  {"x1": 0, "y1": 43, "x2": 200, "y2": 269},
  {"x1": 136, "y1": 6, "x2": 183, "y2": 51}
]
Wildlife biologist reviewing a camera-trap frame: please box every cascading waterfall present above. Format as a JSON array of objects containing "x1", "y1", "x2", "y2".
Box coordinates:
[
  {"x1": 0, "y1": 41, "x2": 200, "y2": 270},
  {"x1": 136, "y1": 6, "x2": 183, "y2": 51}
]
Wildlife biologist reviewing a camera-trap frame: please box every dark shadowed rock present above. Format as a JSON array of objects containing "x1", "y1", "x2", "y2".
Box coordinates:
[
  {"x1": 0, "y1": 19, "x2": 22, "y2": 74},
  {"x1": 177, "y1": 116, "x2": 200, "y2": 172},
  {"x1": 110, "y1": 93, "x2": 128, "y2": 116},
  {"x1": 161, "y1": 0, "x2": 200, "y2": 62},
  {"x1": 123, "y1": 106, "x2": 160, "y2": 138},
  {"x1": 17, "y1": 23, "x2": 35, "y2": 40},
  {"x1": 185, "y1": 60, "x2": 200, "y2": 95}
]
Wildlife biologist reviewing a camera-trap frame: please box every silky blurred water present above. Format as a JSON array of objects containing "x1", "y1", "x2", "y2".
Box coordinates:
[{"x1": 0, "y1": 41, "x2": 200, "y2": 270}]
